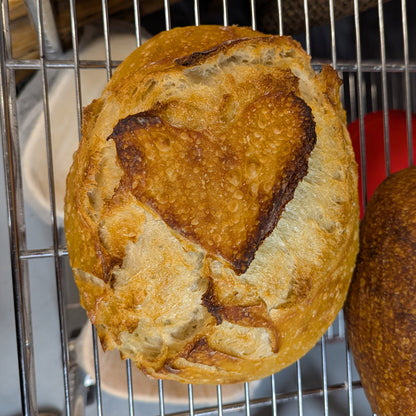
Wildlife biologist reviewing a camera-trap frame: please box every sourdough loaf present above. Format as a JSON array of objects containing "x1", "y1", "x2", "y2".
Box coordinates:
[
  {"x1": 345, "y1": 166, "x2": 416, "y2": 415},
  {"x1": 64, "y1": 25, "x2": 359, "y2": 384}
]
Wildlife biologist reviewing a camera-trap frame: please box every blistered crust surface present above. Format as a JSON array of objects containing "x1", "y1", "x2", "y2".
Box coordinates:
[
  {"x1": 64, "y1": 25, "x2": 359, "y2": 384},
  {"x1": 109, "y1": 89, "x2": 316, "y2": 273}
]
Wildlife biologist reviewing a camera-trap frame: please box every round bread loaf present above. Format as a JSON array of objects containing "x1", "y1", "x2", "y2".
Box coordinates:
[
  {"x1": 345, "y1": 166, "x2": 416, "y2": 415},
  {"x1": 64, "y1": 25, "x2": 359, "y2": 384}
]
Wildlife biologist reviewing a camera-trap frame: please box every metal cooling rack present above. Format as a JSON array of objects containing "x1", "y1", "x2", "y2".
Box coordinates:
[{"x1": 0, "y1": 0, "x2": 414, "y2": 415}]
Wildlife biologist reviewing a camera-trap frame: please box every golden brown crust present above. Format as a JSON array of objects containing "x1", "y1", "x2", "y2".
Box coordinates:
[
  {"x1": 108, "y1": 89, "x2": 316, "y2": 273},
  {"x1": 65, "y1": 25, "x2": 359, "y2": 384},
  {"x1": 345, "y1": 166, "x2": 416, "y2": 415}
]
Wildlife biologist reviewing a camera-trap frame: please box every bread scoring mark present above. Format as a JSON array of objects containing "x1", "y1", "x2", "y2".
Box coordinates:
[
  {"x1": 94, "y1": 236, "x2": 121, "y2": 283},
  {"x1": 174, "y1": 38, "x2": 251, "y2": 67},
  {"x1": 162, "y1": 336, "x2": 241, "y2": 374},
  {"x1": 182, "y1": 337, "x2": 240, "y2": 365},
  {"x1": 257, "y1": 94, "x2": 317, "y2": 240},
  {"x1": 201, "y1": 277, "x2": 279, "y2": 353},
  {"x1": 108, "y1": 112, "x2": 161, "y2": 179},
  {"x1": 108, "y1": 91, "x2": 315, "y2": 274},
  {"x1": 175, "y1": 36, "x2": 280, "y2": 67}
]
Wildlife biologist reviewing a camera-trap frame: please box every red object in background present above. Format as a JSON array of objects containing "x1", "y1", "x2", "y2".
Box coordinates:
[{"x1": 348, "y1": 110, "x2": 416, "y2": 218}]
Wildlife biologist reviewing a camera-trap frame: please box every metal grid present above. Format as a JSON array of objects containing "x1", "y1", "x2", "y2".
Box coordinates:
[{"x1": 0, "y1": 0, "x2": 414, "y2": 415}]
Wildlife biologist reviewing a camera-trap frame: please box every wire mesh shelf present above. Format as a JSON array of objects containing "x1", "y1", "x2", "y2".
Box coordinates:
[{"x1": 0, "y1": 0, "x2": 414, "y2": 415}]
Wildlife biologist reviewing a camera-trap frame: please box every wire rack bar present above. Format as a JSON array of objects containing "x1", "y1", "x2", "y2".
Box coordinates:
[
  {"x1": 303, "y1": 0, "x2": 311, "y2": 55},
  {"x1": 377, "y1": 0, "x2": 391, "y2": 177},
  {"x1": 164, "y1": 0, "x2": 171, "y2": 31},
  {"x1": 401, "y1": 0, "x2": 414, "y2": 166},
  {"x1": 5, "y1": 58, "x2": 416, "y2": 73},
  {"x1": 188, "y1": 384, "x2": 195, "y2": 416},
  {"x1": 217, "y1": 385, "x2": 224, "y2": 416},
  {"x1": 68, "y1": 0, "x2": 83, "y2": 142},
  {"x1": 321, "y1": 336, "x2": 329, "y2": 416},
  {"x1": 164, "y1": 380, "x2": 364, "y2": 416},
  {"x1": 271, "y1": 374, "x2": 277, "y2": 415},
  {"x1": 0, "y1": 2, "x2": 38, "y2": 414},
  {"x1": 353, "y1": 0, "x2": 368, "y2": 213},
  {"x1": 296, "y1": 361, "x2": 304, "y2": 415},
  {"x1": 250, "y1": 0, "x2": 256, "y2": 31},
  {"x1": 193, "y1": 0, "x2": 200, "y2": 26},
  {"x1": 92, "y1": 325, "x2": 104, "y2": 416},
  {"x1": 346, "y1": 343, "x2": 355, "y2": 416},
  {"x1": 222, "y1": 0, "x2": 228, "y2": 27},
  {"x1": 133, "y1": 0, "x2": 143, "y2": 47},
  {"x1": 33, "y1": 0, "x2": 73, "y2": 413},
  {"x1": 276, "y1": 0, "x2": 283, "y2": 36},
  {"x1": 19, "y1": 247, "x2": 68, "y2": 260},
  {"x1": 348, "y1": 72, "x2": 357, "y2": 122},
  {"x1": 158, "y1": 380, "x2": 166, "y2": 416},
  {"x1": 244, "y1": 382, "x2": 251, "y2": 416},
  {"x1": 126, "y1": 359, "x2": 135, "y2": 416},
  {"x1": 328, "y1": 0, "x2": 336, "y2": 68},
  {"x1": 101, "y1": 0, "x2": 113, "y2": 81}
]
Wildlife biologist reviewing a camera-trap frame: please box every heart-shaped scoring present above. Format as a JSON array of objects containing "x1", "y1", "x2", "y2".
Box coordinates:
[{"x1": 109, "y1": 91, "x2": 316, "y2": 274}]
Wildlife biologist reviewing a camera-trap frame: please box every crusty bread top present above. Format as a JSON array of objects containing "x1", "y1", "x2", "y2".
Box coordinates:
[
  {"x1": 67, "y1": 28, "x2": 319, "y2": 282},
  {"x1": 108, "y1": 56, "x2": 316, "y2": 273},
  {"x1": 64, "y1": 25, "x2": 359, "y2": 384}
]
